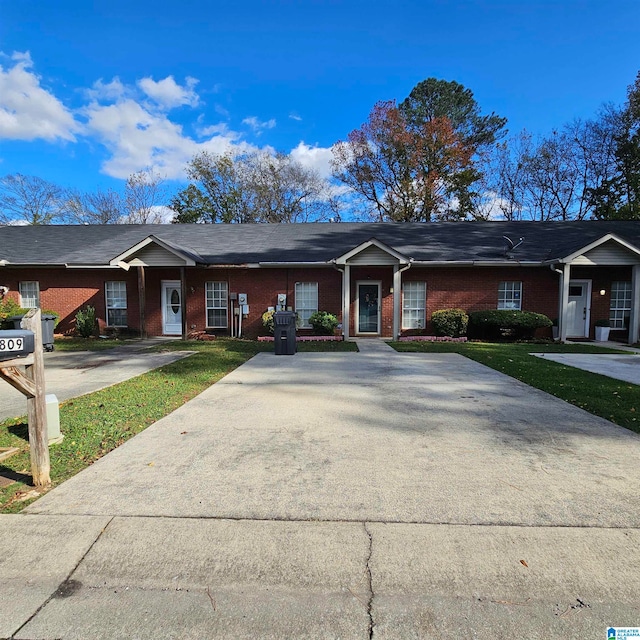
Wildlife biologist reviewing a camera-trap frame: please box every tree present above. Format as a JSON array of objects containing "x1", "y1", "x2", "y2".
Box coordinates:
[
  {"x1": 0, "y1": 174, "x2": 66, "y2": 224},
  {"x1": 123, "y1": 170, "x2": 168, "y2": 224},
  {"x1": 62, "y1": 187, "x2": 124, "y2": 224},
  {"x1": 591, "y1": 72, "x2": 640, "y2": 219},
  {"x1": 332, "y1": 100, "x2": 477, "y2": 221},
  {"x1": 332, "y1": 79, "x2": 507, "y2": 222},
  {"x1": 172, "y1": 150, "x2": 336, "y2": 223}
]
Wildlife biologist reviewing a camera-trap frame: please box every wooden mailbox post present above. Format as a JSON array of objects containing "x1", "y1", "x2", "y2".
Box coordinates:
[{"x1": 0, "y1": 309, "x2": 51, "y2": 488}]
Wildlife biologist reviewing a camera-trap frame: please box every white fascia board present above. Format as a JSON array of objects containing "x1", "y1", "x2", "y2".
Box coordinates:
[
  {"x1": 409, "y1": 260, "x2": 542, "y2": 267},
  {"x1": 65, "y1": 264, "x2": 121, "y2": 269},
  {"x1": 334, "y1": 238, "x2": 411, "y2": 264},
  {"x1": 258, "y1": 262, "x2": 331, "y2": 268},
  {"x1": 559, "y1": 233, "x2": 640, "y2": 263},
  {"x1": 109, "y1": 235, "x2": 197, "y2": 266}
]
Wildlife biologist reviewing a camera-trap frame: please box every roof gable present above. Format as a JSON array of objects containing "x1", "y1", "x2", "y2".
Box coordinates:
[
  {"x1": 109, "y1": 235, "x2": 203, "y2": 267},
  {"x1": 560, "y1": 233, "x2": 640, "y2": 264},
  {"x1": 334, "y1": 238, "x2": 411, "y2": 265}
]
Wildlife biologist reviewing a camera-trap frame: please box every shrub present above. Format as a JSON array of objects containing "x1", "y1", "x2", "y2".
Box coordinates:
[
  {"x1": 308, "y1": 311, "x2": 339, "y2": 335},
  {"x1": 431, "y1": 308, "x2": 468, "y2": 337},
  {"x1": 0, "y1": 297, "x2": 29, "y2": 328},
  {"x1": 468, "y1": 310, "x2": 552, "y2": 341},
  {"x1": 262, "y1": 310, "x2": 275, "y2": 334},
  {"x1": 75, "y1": 305, "x2": 97, "y2": 338}
]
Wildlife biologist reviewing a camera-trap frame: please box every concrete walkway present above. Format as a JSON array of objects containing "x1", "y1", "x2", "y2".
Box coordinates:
[
  {"x1": 533, "y1": 351, "x2": 640, "y2": 385},
  {"x1": 0, "y1": 339, "x2": 193, "y2": 421},
  {"x1": 1, "y1": 346, "x2": 639, "y2": 638}
]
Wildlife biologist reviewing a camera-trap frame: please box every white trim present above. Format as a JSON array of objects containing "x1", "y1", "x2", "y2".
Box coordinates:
[
  {"x1": 630, "y1": 265, "x2": 640, "y2": 345},
  {"x1": 335, "y1": 239, "x2": 411, "y2": 265},
  {"x1": 110, "y1": 235, "x2": 197, "y2": 267},
  {"x1": 560, "y1": 233, "x2": 640, "y2": 264},
  {"x1": 356, "y1": 280, "x2": 381, "y2": 335},
  {"x1": 105, "y1": 280, "x2": 127, "y2": 328}
]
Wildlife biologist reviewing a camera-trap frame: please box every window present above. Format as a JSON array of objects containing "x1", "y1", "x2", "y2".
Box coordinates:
[
  {"x1": 19, "y1": 281, "x2": 40, "y2": 308},
  {"x1": 402, "y1": 282, "x2": 426, "y2": 329},
  {"x1": 105, "y1": 281, "x2": 127, "y2": 327},
  {"x1": 610, "y1": 281, "x2": 632, "y2": 329},
  {"x1": 498, "y1": 281, "x2": 522, "y2": 310},
  {"x1": 206, "y1": 282, "x2": 228, "y2": 328},
  {"x1": 295, "y1": 282, "x2": 318, "y2": 328}
]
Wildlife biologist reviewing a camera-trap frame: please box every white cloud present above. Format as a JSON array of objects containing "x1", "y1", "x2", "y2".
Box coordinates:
[
  {"x1": 290, "y1": 142, "x2": 334, "y2": 180},
  {"x1": 86, "y1": 77, "x2": 128, "y2": 102},
  {"x1": 289, "y1": 112, "x2": 302, "y2": 121},
  {"x1": 84, "y1": 98, "x2": 256, "y2": 179},
  {"x1": 242, "y1": 116, "x2": 276, "y2": 133},
  {"x1": 0, "y1": 50, "x2": 79, "y2": 141},
  {"x1": 197, "y1": 121, "x2": 240, "y2": 140},
  {"x1": 138, "y1": 75, "x2": 199, "y2": 109}
]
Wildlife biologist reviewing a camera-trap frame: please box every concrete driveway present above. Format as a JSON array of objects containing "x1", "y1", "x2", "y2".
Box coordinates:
[{"x1": 2, "y1": 344, "x2": 639, "y2": 638}]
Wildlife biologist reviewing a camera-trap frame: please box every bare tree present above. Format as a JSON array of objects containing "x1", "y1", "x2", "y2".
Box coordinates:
[
  {"x1": 62, "y1": 187, "x2": 124, "y2": 224},
  {"x1": 0, "y1": 174, "x2": 66, "y2": 224},
  {"x1": 123, "y1": 170, "x2": 168, "y2": 224}
]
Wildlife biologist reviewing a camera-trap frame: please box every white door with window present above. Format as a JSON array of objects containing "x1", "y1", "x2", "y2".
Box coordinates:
[
  {"x1": 162, "y1": 281, "x2": 182, "y2": 335},
  {"x1": 567, "y1": 280, "x2": 591, "y2": 337},
  {"x1": 357, "y1": 282, "x2": 381, "y2": 334}
]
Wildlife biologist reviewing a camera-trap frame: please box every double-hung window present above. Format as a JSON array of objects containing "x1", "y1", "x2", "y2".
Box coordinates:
[
  {"x1": 295, "y1": 282, "x2": 318, "y2": 328},
  {"x1": 498, "y1": 281, "x2": 522, "y2": 310},
  {"x1": 402, "y1": 282, "x2": 426, "y2": 329},
  {"x1": 610, "y1": 281, "x2": 632, "y2": 329},
  {"x1": 19, "y1": 281, "x2": 40, "y2": 308},
  {"x1": 105, "y1": 281, "x2": 127, "y2": 327},
  {"x1": 206, "y1": 282, "x2": 228, "y2": 328}
]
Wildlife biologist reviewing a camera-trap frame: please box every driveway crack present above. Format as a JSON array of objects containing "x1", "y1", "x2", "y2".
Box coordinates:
[{"x1": 363, "y1": 522, "x2": 374, "y2": 639}]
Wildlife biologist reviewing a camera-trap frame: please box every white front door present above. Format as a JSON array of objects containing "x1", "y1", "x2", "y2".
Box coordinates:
[
  {"x1": 162, "y1": 281, "x2": 182, "y2": 335},
  {"x1": 357, "y1": 282, "x2": 381, "y2": 334},
  {"x1": 567, "y1": 280, "x2": 591, "y2": 338}
]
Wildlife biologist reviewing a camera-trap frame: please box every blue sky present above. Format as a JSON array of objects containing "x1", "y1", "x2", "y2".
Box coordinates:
[{"x1": 0, "y1": 0, "x2": 639, "y2": 197}]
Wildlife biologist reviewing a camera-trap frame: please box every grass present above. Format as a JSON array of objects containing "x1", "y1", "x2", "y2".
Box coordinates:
[
  {"x1": 0, "y1": 337, "x2": 357, "y2": 513},
  {"x1": 52, "y1": 336, "x2": 141, "y2": 351},
  {"x1": 391, "y1": 340, "x2": 640, "y2": 435}
]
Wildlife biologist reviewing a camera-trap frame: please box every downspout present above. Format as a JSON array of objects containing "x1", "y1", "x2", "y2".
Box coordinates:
[
  {"x1": 394, "y1": 262, "x2": 412, "y2": 340},
  {"x1": 332, "y1": 262, "x2": 346, "y2": 338}
]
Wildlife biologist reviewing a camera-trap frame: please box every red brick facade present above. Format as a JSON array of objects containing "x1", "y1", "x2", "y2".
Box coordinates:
[{"x1": 0, "y1": 263, "x2": 634, "y2": 340}]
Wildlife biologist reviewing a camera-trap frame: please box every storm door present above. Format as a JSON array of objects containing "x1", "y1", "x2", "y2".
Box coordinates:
[
  {"x1": 357, "y1": 282, "x2": 381, "y2": 334},
  {"x1": 162, "y1": 280, "x2": 182, "y2": 335},
  {"x1": 567, "y1": 280, "x2": 591, "y2": 338}
]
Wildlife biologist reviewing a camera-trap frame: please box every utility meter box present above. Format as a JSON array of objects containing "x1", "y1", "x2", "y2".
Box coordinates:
[
  {"x1": 238, "y1": 293, "x2": 247, "y2": 305},
  {"x1": 0, "y1": 330, "x2": 35, "y2": 361}
]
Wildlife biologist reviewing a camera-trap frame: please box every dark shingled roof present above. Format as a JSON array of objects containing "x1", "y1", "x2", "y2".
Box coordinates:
[{"x1": 1, "y1": 221, "x2": 640, "y2": 266}]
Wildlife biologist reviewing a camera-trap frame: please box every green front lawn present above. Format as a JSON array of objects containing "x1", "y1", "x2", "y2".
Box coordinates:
[
  {"x1": 391, "y1": 341, "x2": 639, "y2": 434},
  {"x1": 0, "y1": 338, "x2": 356, "y2": 513}
]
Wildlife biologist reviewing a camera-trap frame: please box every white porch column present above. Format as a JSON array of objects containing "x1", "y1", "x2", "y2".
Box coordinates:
[
  {"x1": 629, "y1": 264, "x2": 640, "y2": 345},
  {"x1": 559, "y1": 262, "x2": 571, "y2": 342},
  {"x1": 343, "y1": 264, "x2": 350, "y2": 340},
  {"x1": 392, "y1": 264, "x2": 401, "y2": 340}
]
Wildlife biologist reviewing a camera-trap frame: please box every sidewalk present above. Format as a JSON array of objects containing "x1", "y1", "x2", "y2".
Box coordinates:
[{"x1": 0, "y1": 339, "x2": 193, "y2": 421}]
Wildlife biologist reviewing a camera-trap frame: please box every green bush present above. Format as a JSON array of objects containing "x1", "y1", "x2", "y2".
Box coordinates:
[
  {"x1": 75, "y1": 305, "x2": 97, "y2": 338},
  {"x1": 468, "y1": 310, "x2": 552, "y2": 341},
  {"x1": 0, "y1": 298, "x2": 29, "y2": 328},
  {"x1": 431, "y1": 308, "x2": 468, "y2": 337},
  {"x1": 262, "y1": 310, "x2": 275, "y2": 334},
  {"x1": 308, "y1": 311, "x2": 339, "y2": 335}
]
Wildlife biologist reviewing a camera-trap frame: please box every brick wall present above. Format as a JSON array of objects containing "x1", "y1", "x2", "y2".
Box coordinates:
[{"x1": 1, "y1": 263, "x2": 633, "y2": 340}]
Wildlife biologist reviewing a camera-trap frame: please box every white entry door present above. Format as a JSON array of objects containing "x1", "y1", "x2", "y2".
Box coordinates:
[
  {"x1": 162, "y1": 281, "x2": 182, "y2": 335},
  {"x1": 567, "y1": 280, "x2": 591, "y2": 338}
]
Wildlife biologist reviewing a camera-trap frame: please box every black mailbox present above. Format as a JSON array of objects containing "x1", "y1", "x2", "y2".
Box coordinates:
[{"x1": 0, "y1": 330, "x2": 36, "y2": 361}]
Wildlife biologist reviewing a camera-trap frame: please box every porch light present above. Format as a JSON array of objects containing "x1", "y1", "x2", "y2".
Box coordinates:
[{"x1": 600, "y1": 289, "x2": 606, "y2": 296}]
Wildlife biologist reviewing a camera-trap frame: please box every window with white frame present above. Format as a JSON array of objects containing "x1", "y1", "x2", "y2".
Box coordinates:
[
  {"x1": 610, "y1": 281, "x2": 632, "y2": 329},
  {"x1": 206, "y1": 281, "x2": 228, "y2": 328},
  {"x1": 19, "y1": 281, "x2": 40, "y2": 308},
  {"x1": 498, "y1": 281, "x2": 522, "y2": 310},
  {"x1": 402, "y1": 281, "x2": 426, "y2": 329},
  {"x1": 105, "y1": 281, "x2": 127, "y2": 327},
  {"x1": 295, "y1": 282, "x2": 318, "y2": 328}
]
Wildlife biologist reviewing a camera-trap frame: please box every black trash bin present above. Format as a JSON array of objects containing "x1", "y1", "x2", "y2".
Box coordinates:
[
  {"x1": 8, "y1": 313, "x2": 56, "y2": 352},
  {"x1": 274, "y1": 311, "x2": 297, "y2": 355}
]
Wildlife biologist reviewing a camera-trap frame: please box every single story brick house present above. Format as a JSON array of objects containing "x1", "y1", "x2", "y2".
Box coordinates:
[{"x1": 1, "y1": 221, "x2": 639, "y2": 344}]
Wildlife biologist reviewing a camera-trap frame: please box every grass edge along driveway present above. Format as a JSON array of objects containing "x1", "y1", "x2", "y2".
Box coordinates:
[
  {"x1": 391, "y1": 340, "x2": 639, "y2": 436},
  {"x1": 0, "y1": 339, "x2": 355, "y2": 513}
]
